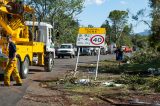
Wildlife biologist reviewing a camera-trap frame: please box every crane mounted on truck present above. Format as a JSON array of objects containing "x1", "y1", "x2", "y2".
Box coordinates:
[{"x1": 0, "y1": 0, "x2": 55, "y2": 79}]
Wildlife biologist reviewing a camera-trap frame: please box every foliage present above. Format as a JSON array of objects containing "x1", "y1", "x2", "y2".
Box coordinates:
[
  {"x1": 129, "y1": 48, "x2": 159, "y2": 64},
  {"x1": 26, "y1": 0, "x2": 84, "y2": 44},
  {"x1": 55, "y1": 16, "x2": 79, "y2": 44},
  {"x1": 149, "y1": 77, "x2": 160, "y2": 92},
  {"x1": 102, "y1": 10, "x2": 133, "y2": 46},
  {"x1": 108, "y1": 10, "x2": 129, "y2": 43},
  {"x1": 119, "y1": 75, "x2": 147, "y2": 85},
  {"x1": 131, "y1": 34, "x2": 149, "y2": 49},
  {"x1": 101, "y1": 20, "x2": 112, "y2": 44},
  {"x1": 116, "y1": 25, "x2": 133, "y2": 47},
  {"x1": 116, "y1": 75, "x2": 160, "y2": 92},
  {"x1": 97, "y1": 50, "x2": 160, "y2": 75},
  {"x1": 149, "y1": 0, "x2": 160, "y2": 48}
]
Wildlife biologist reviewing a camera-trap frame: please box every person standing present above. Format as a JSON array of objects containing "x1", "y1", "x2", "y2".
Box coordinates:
[
  {"x1": 118, "y1": 47, "x2": 123, "y2": 61},
  {"x1": 4, "y1": 36, "x2": 22, "y2": 86},
  {"x1": 115, "y1": 46, "x2": 123, "y2": 65}
]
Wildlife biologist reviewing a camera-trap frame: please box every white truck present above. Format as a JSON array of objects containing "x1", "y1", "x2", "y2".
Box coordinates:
[{"x1": 25, "y1": 21, "x2": 55, "y2": 71}]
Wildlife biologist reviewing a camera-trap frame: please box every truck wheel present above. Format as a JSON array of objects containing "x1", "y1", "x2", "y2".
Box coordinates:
[
  {"x1": 62, "y1": 55, "x2": 64, "y2": 58},
  {"x1": 58, "y1": 55, "x2": 60, "y2": 58},
  {"x1": 20, "y1": 57, "x2": 29, "y2": 79},
  {"x1": 45, "y1": 53, "x2": 54, "y2": 72},
  {"x1": 70, "y1": 55, "x2": 72, "y2": 58}
]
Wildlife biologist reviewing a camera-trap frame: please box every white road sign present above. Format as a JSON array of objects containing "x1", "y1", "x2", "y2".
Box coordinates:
[
  {"x1": 75, "y1": 28, "x2": 106, "y2": 80},
  {"x1": 76, "y1": 28, "x2": 106, "y2": 47}
]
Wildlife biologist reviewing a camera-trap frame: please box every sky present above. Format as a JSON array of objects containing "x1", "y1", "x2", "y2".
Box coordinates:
[{"x1": 77, "y1": 0, "x2": 151, "y2": 33}]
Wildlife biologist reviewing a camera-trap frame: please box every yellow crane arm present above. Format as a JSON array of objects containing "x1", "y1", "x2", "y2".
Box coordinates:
[
  {"x1": 0, "y1": 1, "x2": 34, "y2": 14},
  {"x1": 24, "y1": 5, "x2": 34, "y2": 13},
  {"x1": 0, "y1": 16, "x2": 14, "y2": 36}
]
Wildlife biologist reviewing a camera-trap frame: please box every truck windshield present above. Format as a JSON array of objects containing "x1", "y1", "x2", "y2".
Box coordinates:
[{"x1": 60, "y1": 45, "x2": 71, "y2": 49}]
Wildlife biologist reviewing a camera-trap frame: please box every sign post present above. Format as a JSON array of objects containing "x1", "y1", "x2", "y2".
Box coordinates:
[
  {"x1": 75, "y1": 28, "x2": 106, "y2": 80},
  {"x1": 74, "y1": 47, "x2": 80, "y2": 77},
  {"x1": 95, "y1": 47, "x2": 100, "y2": 80}
]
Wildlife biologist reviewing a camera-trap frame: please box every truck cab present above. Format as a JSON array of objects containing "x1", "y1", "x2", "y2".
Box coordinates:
[
  {"x1": 0, "y1": 0, "x2": 55, "y2": 78},
  {"x1": 25, "y1": 21, "x2": 55, "y2": 58}
]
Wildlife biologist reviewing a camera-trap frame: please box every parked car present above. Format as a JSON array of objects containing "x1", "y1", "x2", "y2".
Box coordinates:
[
  {"x1": 80, "y1": 47, "x2": 92, "y2": 56},
  {"x1": 122, "y1": 46, "x2": 132, "y2": 53},
  {"x1": 57, "y1": 43, "x2": 75, "y2": 58},
  {"x1": 100, "y1": 46, "x2": 108, "y2": 55}
]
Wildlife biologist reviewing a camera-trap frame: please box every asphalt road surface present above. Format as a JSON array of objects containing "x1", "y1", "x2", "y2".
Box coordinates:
[{"x1": 0, "y1": 55, "x2": 114, "y2": 106}]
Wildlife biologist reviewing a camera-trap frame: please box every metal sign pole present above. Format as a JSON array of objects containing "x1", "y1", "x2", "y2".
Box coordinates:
[
  {"x1": 95, "y1": 47, "x2": 100, "y2": 80},
  {"x1": 74, "y1": 47, "x2": 80, "y2": 77}
]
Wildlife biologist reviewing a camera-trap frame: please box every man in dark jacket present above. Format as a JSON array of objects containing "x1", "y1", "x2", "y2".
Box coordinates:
[{"x1": 115, "y1": 47, "x2": 123, "y2": 61}]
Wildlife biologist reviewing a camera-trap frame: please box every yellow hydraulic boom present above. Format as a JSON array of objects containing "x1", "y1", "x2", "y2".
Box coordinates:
[
  {"x1": 0, "y1": 0, "x2": 34, "y2": 42},
  {"x1": 0, "y1": 0, "x2": 53, "y2": 79}
]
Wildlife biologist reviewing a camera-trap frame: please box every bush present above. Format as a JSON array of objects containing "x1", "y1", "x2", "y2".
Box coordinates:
[
  {"x1": 129, "y1": 48, "x2": 159, "y2": 64},
  {"x1": 157, "y1": 45, "x2": 160, "y2": 52},
  {"x1": 115, "y1": 74, "x2": 147, "y2": 85},
  {"x1": 115, "y1": 75, "x2": 160, "y2": 92},
  {"x1": 148, "y1": 77, "x2": 160, "y2": 92}
]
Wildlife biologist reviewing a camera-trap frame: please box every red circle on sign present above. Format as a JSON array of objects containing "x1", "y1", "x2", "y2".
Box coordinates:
[{"x1": 90, "y1": 35, "x2": 104, "y2": 45}]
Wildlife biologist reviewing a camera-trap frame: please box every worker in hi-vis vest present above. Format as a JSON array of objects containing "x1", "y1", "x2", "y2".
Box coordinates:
[{"x1": 4, "y1": 36, "x2": 22, "y2": 86}]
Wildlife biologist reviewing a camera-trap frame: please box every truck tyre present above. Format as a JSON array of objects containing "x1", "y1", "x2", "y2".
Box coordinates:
[
  {"x1": 58, "y1": 55, "x2": 60, "y2": 58},
  {"x1": 20, "y1": 57, "x2": 29, "y2": 79},
  {"x1": 62, "y1": 55, "x2": 64, "y2": 58},
  {"x1": 45, "y1": 53, "x2": 54, "y2": 72},
  {"x1": 70, "y1": 55, "x2": 72, "y2": 58}
]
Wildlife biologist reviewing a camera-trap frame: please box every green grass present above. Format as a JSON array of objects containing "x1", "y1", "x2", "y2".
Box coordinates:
[{"x1": 101, "y1": 57, "x2": 160, "y2": 74}]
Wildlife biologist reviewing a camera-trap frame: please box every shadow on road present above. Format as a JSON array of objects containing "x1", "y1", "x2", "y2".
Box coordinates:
[
  {"x1": 29, "y1": 69, "x2": 45, "y2": 72},
  {"x1": 60, "y1": 65, "x2": 74, "y2": 69},
  {"x1": 33, "y1": 78, "x2": 59, "y2": 83},
  {"x1": 55, "y1": 56, "x2": 76, "y2": 59},
  {"x1": 28, "y1": 72, "x2": 35, "y2": 74}
]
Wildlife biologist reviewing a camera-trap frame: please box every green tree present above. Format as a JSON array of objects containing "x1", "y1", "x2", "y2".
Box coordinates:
[
  {"x1": 57, "y1": 16, "x2": 79, "y2": 44},
  {"x1": 88, "y1": 24, "x2": 94, "y2": 28},
  {"x1": 26, "y1": 0, "x2": 84, "y2": 43},
  {"x1": 116, "y1": 25, "x2": 133, "y2": 47},
  {"x1": 131, "y1": 34, "x2": 149, "y2": 49},
  {"x1": 149, "y1": 0, "x2": 160, "y2": 50},
  {"x1": 101, "y1": 20, "x2": 111, "y2": 44},
  {"x1": 106, "y1": 10, "x2": 133, "y2": 46},
  {"x1": 108, "y1": 10, "x2": 129, "y2": 43}
]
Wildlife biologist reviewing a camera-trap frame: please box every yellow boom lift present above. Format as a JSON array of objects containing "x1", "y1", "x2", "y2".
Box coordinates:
[{"x1": 0, "y1": 0, "x2": 54, "y2": 78}]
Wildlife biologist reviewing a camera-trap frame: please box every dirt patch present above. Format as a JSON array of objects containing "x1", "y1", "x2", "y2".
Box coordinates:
[
  {"x1": 37, "y1": 71, "x2": 160, "y2": 106},
  {"x1": 35, "y1": 71, "x2": 123, "y2": 106},
  {"x1": 38, "y1": 82, "x2": 113, "y2": 106},
  {"x1": 100, "y1": 92, "x2": 160, "y2": 105},
  {"x1": 68, "y1": 95, "x2": 111, "y2": 106},
  {"x1": 23, "y1": 93, "x2": 71, "y2": 106}
]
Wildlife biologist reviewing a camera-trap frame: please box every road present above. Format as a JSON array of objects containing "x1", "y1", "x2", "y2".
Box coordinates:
[{"x1": 0, "y1": 55, "x2": 114, "y2": 106}]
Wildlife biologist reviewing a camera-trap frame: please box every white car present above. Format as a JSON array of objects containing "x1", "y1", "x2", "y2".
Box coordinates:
[{"x1": 57, "y1": 44, "x2": 75, "y2": 58}]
